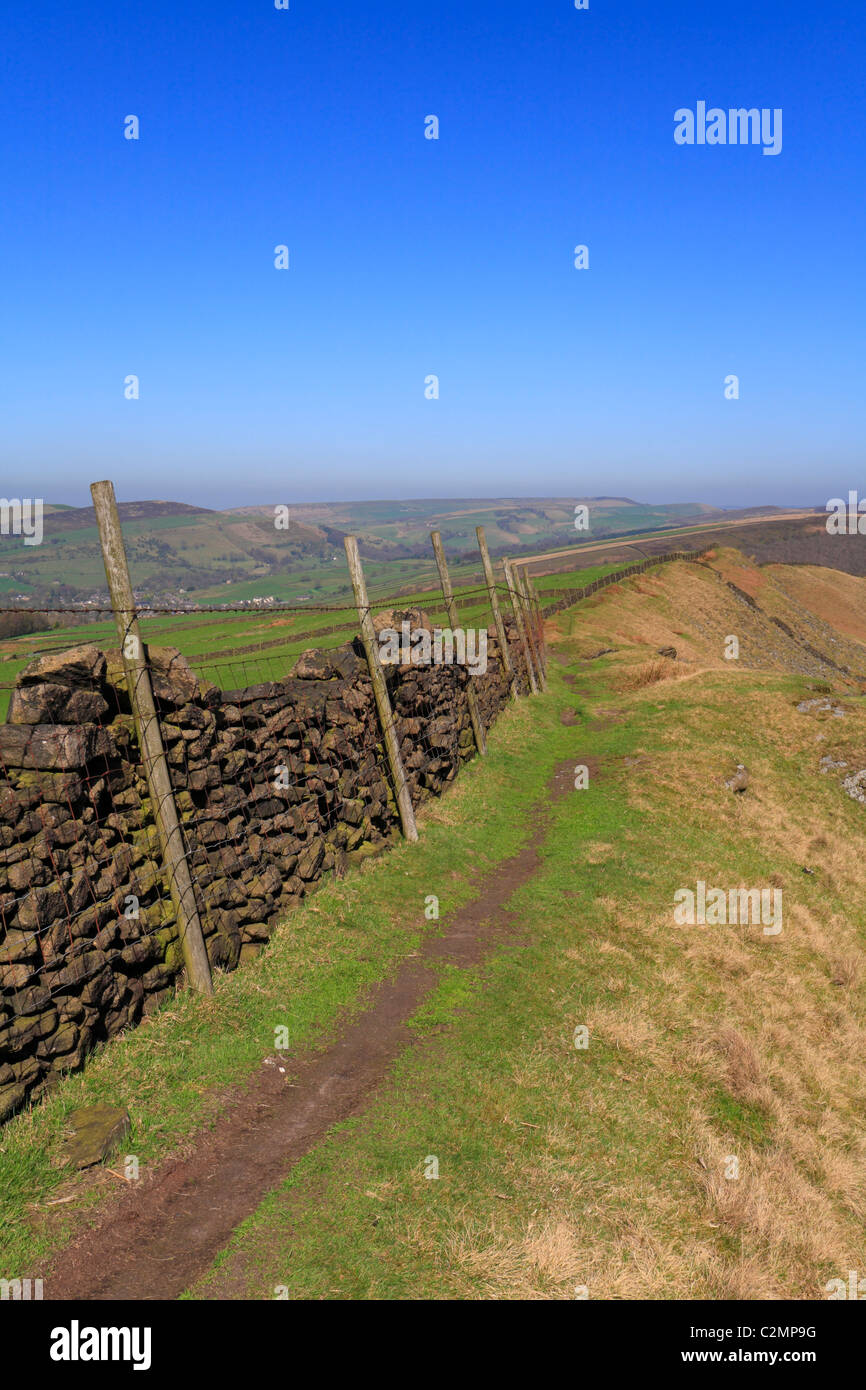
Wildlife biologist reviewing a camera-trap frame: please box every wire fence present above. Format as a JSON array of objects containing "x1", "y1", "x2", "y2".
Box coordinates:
[
  {"x1": 536, "y1": 550, "x2": 702, "y2": 616},
  {"x1": 0, "y1": 571, "x2": 538, "y2": 1119},
  {"x1": 0, "y1": 547, "x2": 693, "y2": 1122}
]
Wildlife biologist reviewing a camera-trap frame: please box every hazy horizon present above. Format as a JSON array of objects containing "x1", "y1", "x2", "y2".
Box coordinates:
[{"x1": 32, "y1": 488, "x2": 828, "y2": 514}]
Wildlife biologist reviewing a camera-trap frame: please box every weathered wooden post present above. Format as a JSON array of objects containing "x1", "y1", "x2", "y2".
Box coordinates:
[
  {"x1": 502, "y1": 558, "x2": 538, "y2": 694},
  {"x1": 517, "y1": 567, "x2": 538, "y2": 661},
  {"x1": 343, "y1": 535, "x2": 418, "y2": 842},
  {"x1": 522, "y1": 570, "x2": 543, "y2": 670},
  {"x1": 522, "y1": 569, "x2": 548, "y2": 683},
  {"x1": 90, "y1": 480, "x2": 213, "y2": 995},
  {"x1": 516, "y1": 565, "x2": 547, "y2": 691},
  {"x1": 475, "y1": 525, "x2": 517, "y2": 700},
  {"x1": 430, "y1": 531, "x2": 487, "y2": 756},
  {"x1": 535, "y1": 579, "x2": 550, "y2": 672}
]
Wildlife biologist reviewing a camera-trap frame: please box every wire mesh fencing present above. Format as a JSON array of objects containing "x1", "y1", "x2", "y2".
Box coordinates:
[
  {"x1": 534, "y1": 549, "x2": 700, "y2": 618},
  {"x1": 0, "y1": 547, "x2": 698, "y2": 1121},
  {"x1": 0, "y1": 578, "x2": 531, "y2": 1122}
]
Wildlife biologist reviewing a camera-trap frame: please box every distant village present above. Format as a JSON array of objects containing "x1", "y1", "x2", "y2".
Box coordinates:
[{"x1": 0, "y1": 576, "x2": 315, "y2": 615}]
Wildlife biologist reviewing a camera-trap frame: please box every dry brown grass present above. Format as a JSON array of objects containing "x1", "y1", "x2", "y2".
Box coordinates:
[
  {"x1": 542, "y1": 569, "x2": 866, "y2": 1295},
  {"x1": 829, "y1": 956, "x2": 861, "y2": 989},
  {"x1": 708, "y1": 1025, "x2": 764, "y2": 1097},
  {"x1": 768, "y1": 563, "x2": 866, "y2": 647},
  {"x1": 617, "y1": 658, "x2": 674, "y2": 691},
  {"x1": 216, "y1": 551, "x2": 866, "y2": 1303},
  {"x1": 558, "y1": 550, "x2": 866, "y2": 695}
]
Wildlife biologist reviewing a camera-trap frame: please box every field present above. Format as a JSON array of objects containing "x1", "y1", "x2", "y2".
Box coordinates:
[{"x1": 0, "y1": 561, "x2": 623, "y2": 718}]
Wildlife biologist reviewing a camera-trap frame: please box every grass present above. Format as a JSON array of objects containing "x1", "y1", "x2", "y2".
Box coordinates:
[
  {"x1": 0, "y1": 674, "x2": 564, "y2": 1277},
  {"x1": 7, "y1": 554, "x2": 866, "y2": 1299},
  {"x1": 170, "y1": 564, "x2": 866, "y2": 1300},
  {"x1": 616, "y1": 657, "x2": 672, "y2": 691},
  {"x1": 406, "y1": 962, "x2": 483, "y2": 1037},
  {"x1": 0, "y1": 560, "x2": 624, "y2": 717}
]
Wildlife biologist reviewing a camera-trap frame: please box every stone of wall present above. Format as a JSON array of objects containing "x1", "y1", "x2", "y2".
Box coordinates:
[
  {"x1": 0, "y1": 619, "x2": 529, "y2": 1122},
  {"x1": 0, "y1": 645, "x2": 183, "y2": 1123}
]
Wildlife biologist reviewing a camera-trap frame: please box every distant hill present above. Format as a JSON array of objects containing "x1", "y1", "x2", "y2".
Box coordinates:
[
  {"x1": 229, "y1": 497, "x2": 787, "y2": 565},
  {"x1": 0, "y1": 495, "x2": 813, "y2": 607},
  {"x1": 0, "y1": 499, "x2": 346, "y2": 604}
]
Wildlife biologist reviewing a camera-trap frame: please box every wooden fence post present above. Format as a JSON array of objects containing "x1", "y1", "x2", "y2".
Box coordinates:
[
  {"x1": 502, "y1": 559, "x2": 538, "y2": 694},
  {"x1": 475, "y1": 526, "x2": 517, "y2": 700},
  {"x1": 430, "y1": 531, "x2": 487, "y2": 756},
  {"x1": 526, "y1": 573, "x2": 548, "y2": 678},
  {"x1": 343, "y1": 535, "x2": 419, "y2": 842},
  {"x1": 90, "y1": 481, "x2": 213, "y2": 995},
  {"x1": 522, "y1": 567, "x2": 548, "y2": 691},
  {"x1": 534, "y1": 578, "x2": 549, "y2": 664},
  {"x1": 514, "y1": 569, "x2": 542, "y2": 667},
  {"x1": 515, "y1": 565, "x2": 547, "y2": 692}
]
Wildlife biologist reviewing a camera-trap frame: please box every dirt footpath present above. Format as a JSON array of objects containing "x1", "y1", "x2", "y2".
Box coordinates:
[{"x1": 46, "y1": 761, "x2": 576, "y2": 1301}]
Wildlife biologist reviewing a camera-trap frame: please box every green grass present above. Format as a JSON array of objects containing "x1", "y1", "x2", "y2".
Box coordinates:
[
  {"x1": 0, "y1": 681, "x2": 564, "y2": 1277},
  {"x1": 0, "y1": 559, "x2": 627, "y2": 716},
  {"x1": 5, "y1": 562, "x2": 866, "y2": 1298},
  {"x1": 180, "y1": 665, "x2": 687, "y2": 1298},
  {"x1": 178, "y1": 656, "x2": 866, "y2": 1300},
  {"x1": 708, "y1": 1089, "x2": 775, "y2": 1150},
  {"x1": 407, "y1": 962, "x2": 483, "y2": 1037}
]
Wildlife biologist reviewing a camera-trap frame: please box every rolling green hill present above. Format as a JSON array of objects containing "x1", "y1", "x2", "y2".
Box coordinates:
[{"x1": 0, "y1": 495, "x2": 792, "y2": 612}]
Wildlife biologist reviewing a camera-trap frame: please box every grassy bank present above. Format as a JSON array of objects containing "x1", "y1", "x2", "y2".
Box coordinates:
[{"x1": 183, "y1": 600, "x2": 866, "y2": 1299}]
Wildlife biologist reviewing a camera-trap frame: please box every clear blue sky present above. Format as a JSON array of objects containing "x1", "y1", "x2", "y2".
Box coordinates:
[{"x1": 1, "y1": 0, "x2": 863, "y2": 509}]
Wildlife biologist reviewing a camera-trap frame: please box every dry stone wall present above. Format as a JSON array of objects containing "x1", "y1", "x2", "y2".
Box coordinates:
[{"x1": 0, "y1": 618, "x2": 530, "y2": 1122}]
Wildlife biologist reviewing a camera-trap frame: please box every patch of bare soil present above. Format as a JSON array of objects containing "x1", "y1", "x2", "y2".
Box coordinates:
[
  {"x1": 590, "y1": 707, "x2": 627, "y2": 731},
  {"x1": 45, "y1": 763, "x2": 575, "y2": 1302}
]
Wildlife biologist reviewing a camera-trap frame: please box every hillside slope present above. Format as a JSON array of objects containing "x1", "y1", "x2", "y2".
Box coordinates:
[
  {"x1": 553, "y1": 546, "x2": 866, "y2": 687},
  {"x1": 185, "y1": 552, "x2": 866, "y2": 1298},
  {"x1": 0, "y1": 500, "x2": 346, "y2": 603}
]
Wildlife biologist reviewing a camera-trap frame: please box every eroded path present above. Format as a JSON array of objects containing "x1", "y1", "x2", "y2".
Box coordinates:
[{"x1": 46, "y1": 761, "x2": 575, "y2": 1300}]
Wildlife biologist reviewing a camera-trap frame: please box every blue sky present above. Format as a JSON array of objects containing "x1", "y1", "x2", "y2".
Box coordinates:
[{"x1": 1, "y1": 0, "x2": 863, "y2": 509}]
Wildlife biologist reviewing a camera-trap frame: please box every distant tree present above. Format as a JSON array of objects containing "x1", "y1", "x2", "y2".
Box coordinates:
[{"x1": 0, "y1": 611, "x2": 53, "y2": 639}]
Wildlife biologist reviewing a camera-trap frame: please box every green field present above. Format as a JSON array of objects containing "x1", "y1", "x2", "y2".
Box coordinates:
[{"x1": 0, "y1": 561, "x2": 622, "y2": 716}]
